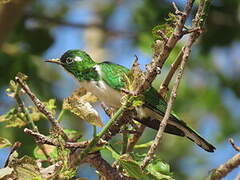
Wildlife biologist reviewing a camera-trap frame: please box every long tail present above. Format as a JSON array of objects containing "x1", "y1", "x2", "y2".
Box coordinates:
[{"x1": 134, "y1": 117, "x2": 216, "y2": 152}]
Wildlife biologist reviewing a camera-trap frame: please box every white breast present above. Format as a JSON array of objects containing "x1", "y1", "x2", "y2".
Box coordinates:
[{"x1": 79, "y1": 80, "x2": 122, "y2": 108}]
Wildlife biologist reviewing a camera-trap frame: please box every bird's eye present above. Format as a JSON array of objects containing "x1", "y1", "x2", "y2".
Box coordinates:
[{"x1": 66, "y1": 57, "x2": 73, "y2": 64}]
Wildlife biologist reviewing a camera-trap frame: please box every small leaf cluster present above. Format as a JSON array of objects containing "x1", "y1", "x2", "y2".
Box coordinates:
[{"x1": 102, "y1": 145, "x2": 174, "y2": 180}]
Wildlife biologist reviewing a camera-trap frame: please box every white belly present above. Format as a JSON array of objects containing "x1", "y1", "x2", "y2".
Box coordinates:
[{"x1": 79, "y1": 80, "x2": 122, "y2": 108}]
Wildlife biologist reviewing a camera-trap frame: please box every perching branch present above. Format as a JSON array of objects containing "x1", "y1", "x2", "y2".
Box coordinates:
[
  {"x1": 15, "y1": 76, "x2": 68, "y2": 141},
  {"x1": 206, "y1": 139, "x2": 240, "y2": 180},
  {"x1": 206, "y1": 154, "x2": 240, "y2": 180},
  {"x1": 141, "y1": 42, "x2": 190, "y2": 169},
  {"x1": 24, "y1": 128, "x2": 106, "y2": 149},
  {"x1": 141, "y1": 0, "x2": 212, "y2": 169}
]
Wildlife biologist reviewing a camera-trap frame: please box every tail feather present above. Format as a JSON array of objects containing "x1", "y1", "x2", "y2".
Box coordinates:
[{"x1": 134, "y1": 117, "x2": 216, "y2": 152}]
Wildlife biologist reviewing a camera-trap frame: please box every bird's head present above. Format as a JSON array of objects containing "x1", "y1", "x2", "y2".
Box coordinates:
[{"x1": 46, "y1": 49, "x2": 96, "y2": 79}]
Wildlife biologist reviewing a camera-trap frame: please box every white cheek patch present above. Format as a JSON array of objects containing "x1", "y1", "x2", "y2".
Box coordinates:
[{"x1": 74, "y1": 56, "x2": 83, "y2": 62}]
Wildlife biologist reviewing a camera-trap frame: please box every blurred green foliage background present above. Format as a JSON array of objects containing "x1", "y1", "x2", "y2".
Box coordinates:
[{"x1": 0, "y1": 0, "x2": 240, "y2": 179}]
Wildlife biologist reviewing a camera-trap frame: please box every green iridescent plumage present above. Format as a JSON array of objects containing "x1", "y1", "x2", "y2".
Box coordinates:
[
  {"x1": 46, "y1": 49, "x2": 216, "y2": 152},
  {"x1": 99, "y1": 62, "x2": 129, "y2": 90}
]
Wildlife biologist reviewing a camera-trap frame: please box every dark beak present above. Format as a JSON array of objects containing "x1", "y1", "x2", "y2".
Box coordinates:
[{"x1": 45, "y1": 58, "x2": 63, "y2": 65}]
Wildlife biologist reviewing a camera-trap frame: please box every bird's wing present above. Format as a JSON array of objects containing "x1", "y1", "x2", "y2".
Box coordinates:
[
  {"x1": 143, "y1": 87, "x2": 216, "y2": 152},
  {"x1": 98, "y1": 62, "x2": 129, "y2": 90}
]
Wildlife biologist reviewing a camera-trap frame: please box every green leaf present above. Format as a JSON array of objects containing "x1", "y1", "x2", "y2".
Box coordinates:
[
  {"x1": 0, "y1": 137, "x2": 12, "y2": 148},
  {"x1": 118, "y1": 155, "x2": 150, "y2": 179},
  {"x1": 103, "y1": 145, "x2": 121, "y2": 160},
  {"x1": 147, "y1": 158, "x2": 174, "y2": 180},
  {"x1": 0, "y1": 167, "x2": 14, "y2": 179},
  {"x1": 102, "y1": 146, "x2": 173, "y2": 180}
]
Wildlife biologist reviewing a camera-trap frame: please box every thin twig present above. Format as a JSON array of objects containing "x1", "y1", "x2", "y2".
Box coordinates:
[
  {"x1": 182, "y1": 27, "x2": 202, "y2": 35},
  {"x1": 159, "y1": 48, "x2": 184, "y2": 97},
  {"x1": 102, "y1": 110, "x2": 133, "y2": 141},
  {"x1": 15, "y1": 76, "x2": 68, "y2": 141},
  {"x1": 14, "y1": 85, "x2": 38, "y2": 131},
  {"x1": 14, "y1": 85, "x2": 51, "y2": 161},
  {"x1": 4, "y1": 141, "x2": 21, "y2": 167},
  {"x1": 156, "y1": 30, "x2": 169, "y2": 42},
  {"x1": 141, "y1": 44, "x2": 190, "y2": 169},
  {"x1": 206, "y1": 153, "x2": 240, "y2": 180},
  {"x1": 127, "y1": 124, "x2": 145, "y2": 153},
  {"x1": 229, "y1": 138, "x2": 240, "y2": 152},
  {"x1": 24, "y1": 128, "x2": 106, "y2": 149},
  {"x1": 172, "y1": 2, "x2": 185, "y2": 16}
]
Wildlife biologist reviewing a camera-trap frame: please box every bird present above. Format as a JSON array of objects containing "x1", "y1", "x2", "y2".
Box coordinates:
[{"x1": 46, "y1": 49, "x2": 216, "y2": 152}]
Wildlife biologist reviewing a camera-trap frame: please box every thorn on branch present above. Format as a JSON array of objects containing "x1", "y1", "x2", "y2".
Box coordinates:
[{"x1": 229, "y1": 138, "x2": 240, "y2": 152}]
